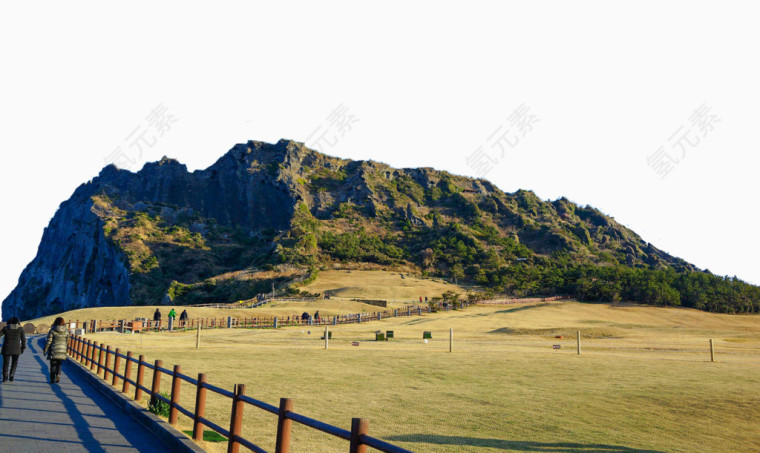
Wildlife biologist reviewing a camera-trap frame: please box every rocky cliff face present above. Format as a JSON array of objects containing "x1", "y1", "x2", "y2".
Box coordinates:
[
  {"x1": 2, "y1": 139, "x2": 699, "y2": 320},
  {"x1": 2, "y1": 192, "x2": 131, "y2": 319}
]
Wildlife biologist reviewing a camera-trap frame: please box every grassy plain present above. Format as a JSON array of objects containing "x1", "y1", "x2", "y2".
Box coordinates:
[
  {"x1": 68, "y1": 301, "x2": 760, "y2": 453},
  {"x1": 299, "y1": 269, "x2": 469, "y2": 301}
]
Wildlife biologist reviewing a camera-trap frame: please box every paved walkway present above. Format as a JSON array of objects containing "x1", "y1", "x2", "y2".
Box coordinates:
[{"x1": 0, "y1": 336, "x2": 169, "y2": 452}]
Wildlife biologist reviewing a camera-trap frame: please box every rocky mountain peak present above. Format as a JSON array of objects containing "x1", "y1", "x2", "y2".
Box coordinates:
[{"x1": 6, "y1": 138, "x2": 753, "y2": 321}]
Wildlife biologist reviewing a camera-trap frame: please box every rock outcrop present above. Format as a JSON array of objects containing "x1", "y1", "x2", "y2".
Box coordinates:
[{"x1": 2, "y1": 192, "x2": 130, "y2": 319}]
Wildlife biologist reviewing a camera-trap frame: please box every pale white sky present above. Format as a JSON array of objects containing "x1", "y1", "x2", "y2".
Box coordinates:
[{"x1": 1, "y1": 1, "x2": 758, "y2": 309}]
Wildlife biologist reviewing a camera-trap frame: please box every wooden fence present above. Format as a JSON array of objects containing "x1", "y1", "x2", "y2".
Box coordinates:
[
  {"x1": 69, "y1": 302, "x2": 469, "y2": 334},
  {"x1": 66, "y1": 335, "x2": 413, "y2": 453},
  {"x1": 475, "y1": 296, "x2": 569, "y2": 305}
]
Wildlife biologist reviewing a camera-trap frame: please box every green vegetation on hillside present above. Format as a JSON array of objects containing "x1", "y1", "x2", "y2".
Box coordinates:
[{"x1": 94, "y1": 195, "x2": 278, "y2": 305}]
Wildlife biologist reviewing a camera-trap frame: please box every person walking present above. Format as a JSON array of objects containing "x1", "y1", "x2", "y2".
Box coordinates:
[
  {"x1": 179, "y1": 309, "x2": 188, "y2": 321},
  {"x1": 168, "y1": 308, "x2": 176, "y2": 321},
  {"x1": 43, "y1": 317, "x2": 69, "y2": 384},
  {"x1": 0, "y1": 317, "x2": 26, "y2": 382}
]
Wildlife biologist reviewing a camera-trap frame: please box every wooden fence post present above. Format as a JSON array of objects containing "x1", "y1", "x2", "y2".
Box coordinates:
[
  {"x1": 228, "y1": 384, "x2": 246, "y2": 453},
  {"x1": 112, "y1": 348, "x2": 121, "y2": 386},
  {"x1": 90, "y1": 341, "x2": 98, "y2": 371},
  {"x1": 710, "y1": 339, "x2": 715, "y2": 362},
  {"x1": 136, "y1": 355, "x2": 146, "y2": 401},
  {"x1": 150, "y1": 360, "x2": 163, "y2": 408},
  {"x1": 325, "y1": 326, "x2": 329, "y2": 350},
  {"x1": 85, "y1": 340, "x2": 92, "y2": 366},
  {"x1": 349, "y1": 418, "x2": 369, "y2": 453},
  {"x1": 196, "y1": 323, "x2": 201, "y2": 349},
  {"x1": 97, "y1": 343, "x2": 105, "y2": 373},
  {"x1": 193, "y1": 373, "x2": 207, "y2": 442},
  {"x1": 123, "y1": 351, "x2": 133, "y2": 394},
  {"x1": 577, "y1": 331, "x2": 582, "y2": 355},
  {"x1": 169, "y1": 365, "x2": 182, "y2": 426},
  {"x1": 104, "y1": 346, "x2": 112, "y2": 381},
  {"x1": 450, "y1": 328, "x2": 453, "y2": 353},
  {"x1": 275, "y1": 398, "x2": 293, "y2": 453}
]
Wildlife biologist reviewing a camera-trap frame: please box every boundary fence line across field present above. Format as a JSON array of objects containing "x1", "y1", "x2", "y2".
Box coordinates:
[
  {"x1": 67, "y1": 302, "x2": 470, "y2": 335},
  {"x1": 475, "y1": 296, "x2": 569, "y2": 305},
  {"x1": 66, "y1": 335, "x2": 413, "y2": 453}
]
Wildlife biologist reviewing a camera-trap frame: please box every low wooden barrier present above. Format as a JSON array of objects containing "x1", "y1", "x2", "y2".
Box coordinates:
[
  {"x1": 67, "y1": 335, "x2": 411, "y2": 453},
  {"x1": 73, "y1": 302, "x2": 469, "y2": 334},
  {"x1": 475, "y1": 296, "x2": 569, "y2": 305}
]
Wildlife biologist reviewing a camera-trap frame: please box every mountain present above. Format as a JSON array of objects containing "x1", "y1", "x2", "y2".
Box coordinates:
[{"x1": 3, "y1": 139, "x2": 758, "y2": 320}]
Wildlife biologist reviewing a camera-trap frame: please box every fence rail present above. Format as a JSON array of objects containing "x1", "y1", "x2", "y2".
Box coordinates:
[
  {"x1": 68, "y1": 302, "x2": 469, "y2": 335},
  {"x1": 67, "y1": 335, "x2": 413, "y2": 453},
  {"x1": 475, "y1": 296, "x2": 569, "y2": 305}
]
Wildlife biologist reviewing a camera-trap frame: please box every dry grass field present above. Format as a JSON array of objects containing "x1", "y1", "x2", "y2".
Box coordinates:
[
  {"x1": 67, "y1": 301, "x2": 760, "y2": 453},
  {"x1": 299, "y1": 270, "x2": 469, "y2": 301},
  {"x1": 28, "y1": 270, "x2": 466, "y2": 328}
]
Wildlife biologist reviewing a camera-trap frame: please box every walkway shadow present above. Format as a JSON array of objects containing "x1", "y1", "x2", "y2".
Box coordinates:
[
  {"x1": 384, "y1": 434, "x2": 665, "y2": 452},
  {"x1": 0, "y1": 337, "x2": 164, "y2": 452},
  {"x1": 29, "y1": 337, "x2": 109, "y2": 453}
]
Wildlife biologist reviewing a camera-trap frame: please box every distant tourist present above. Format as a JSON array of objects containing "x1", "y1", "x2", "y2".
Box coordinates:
[
  {"x1": 314, "y1": 311, "x2": 320, "y2": 323},
  {"x1": 0, "y1": 316, "x2": 26, "y2": 382},
  {"x1": 43, "y1": 317, "x2": 69, "y2": 384},
  {"x1": 179, "y1": 310, "x2": 188, "y2": 322},
  {"x1": 301, "y1": 312, "x2": 309, "y2": 322},
  {"x1": 153, "y1": 309, "x2": 161, "y2": 322},
  {"x1": 168, "y1": 308, "x2": 177, "y2": 320}
]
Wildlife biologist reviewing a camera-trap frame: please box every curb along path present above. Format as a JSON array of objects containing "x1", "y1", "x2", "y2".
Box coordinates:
[{"x1": 0, "y1": 335, "x2": 172, "y2": 452}]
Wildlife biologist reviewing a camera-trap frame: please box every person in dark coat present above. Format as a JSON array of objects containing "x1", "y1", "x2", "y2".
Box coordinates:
[
  {"x1": 43, "y1": 317, "x2": 69, "y2": 384},
  {"x1": 0, "y1": 316, "x2": 26, "y2": 382},
  {"x1": 179, "y1": 310, "x2": 188, "y2": 321},
  {"x1": 153, "y1": 309, "x2": 161, "y2": 322}
]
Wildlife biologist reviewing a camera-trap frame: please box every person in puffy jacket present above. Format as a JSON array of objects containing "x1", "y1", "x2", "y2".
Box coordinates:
[
  {"x1": 0, "y1": 316, "x2": 26, "y2": 382},
  {"x1": 43, "y1": 317, "x2": 69, "y2": 384}
]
